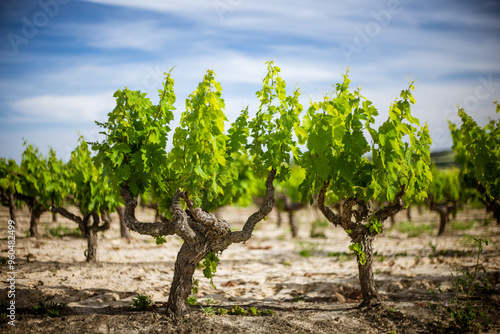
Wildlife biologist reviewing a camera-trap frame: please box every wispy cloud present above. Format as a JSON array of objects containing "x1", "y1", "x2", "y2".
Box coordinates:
[
  {"x1": 8, "y1": 93, "x2": 115, "y2": 123},
  {"x1": 81, "y1": 20, "x2": 188, "y2": 51}
]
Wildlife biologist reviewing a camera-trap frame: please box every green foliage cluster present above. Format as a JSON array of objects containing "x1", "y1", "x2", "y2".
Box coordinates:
[
  {"x1": 297, "y1": 71, "x2": 432, "y2": 206},
  {"x1": 154, "y1": 236, "x2": 167, "y2": 245},
  {"x1": 0, "y1": 158, "x2": 20, "y2": 200},
  {"x1": 92, "y1": 61, "x2": 298, "y2": 215},
  {"x1": 64, "y1": 137, "x2": 120, "y2": 215},
  {"x1": 170, "y1": 70, "x2": 236, "y2": 209},
  {"x1": 249, "y1": 62, "x2": 302, "y2": 182},
  {"x1": 427, "y1": 166, "x2": 461, "y2": 204},
  {"x1": 93, "y1": 74, "x2": 175, "y2": 198},
  {"x1": 450, "y1": 104, "x2": 500, "y2": 198},
  {"x1": 348, "y1": 242, "x2": 367, "y2": 265},
  {"x1": 17, "y1": 144, "x2": 65, "y2": 211},
  {"x1": 450, "y1": 103, "x2": 500, "y2": 223},
  {"x1": 202, "y1": 251, "x2": 220, "y2": 289},
  {"x1": 278, "y1": 166, "x2": 305, "y2": 203}
]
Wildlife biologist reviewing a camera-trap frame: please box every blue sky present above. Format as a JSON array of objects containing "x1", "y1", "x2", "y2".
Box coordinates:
[{"x1": 1, "y1": 0, "x2": 499, "y2": 162}]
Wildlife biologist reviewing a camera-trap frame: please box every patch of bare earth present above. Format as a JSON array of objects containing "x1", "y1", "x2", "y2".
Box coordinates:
[{"x1": 1, "y1": 205, "x2": 499, "y2": 333}]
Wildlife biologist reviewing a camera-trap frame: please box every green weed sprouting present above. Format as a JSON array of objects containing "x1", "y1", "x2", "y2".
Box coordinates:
[
  {"x1": 199, "y1": 304, "x2": 215, "y2": 316},
  {"x1": 394, "y1": 221, "x2": 434, "y2": 237},
  {"x1": 229, "y1": 305, "x2": 246, "y2": 315},
  {"x1": 33, "y1": 301, "x2": 67, "y2": 317},
  {"x1": 429, "y1": 238, "x2": 491, "y2": 332},
  {"x1": 187, "y1": 296, "x2": 198, "y2": 305},
  {"x1": 131, "y1": 294, "x2": 154, "y2": 311},
  {"x1": 310, "y1": 219, "x2": 329, "y2": 238},
  {"x1": 47, "y1": 223, "x2": 82, "y2": 238},
  {"x1": 205, "y1": 305, "x2": 275, "y2": 317},
  {"x1": 292, "y1": 295, "x2": 305, "y2": 302},
  {"x1": 297, "y1": 241, "x2": 318, "y2": 257}
]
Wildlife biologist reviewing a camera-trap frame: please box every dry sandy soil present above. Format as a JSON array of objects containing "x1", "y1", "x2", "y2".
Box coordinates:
[{"x1": 1, "y1": 205, "x2": 499, "y2": 333}]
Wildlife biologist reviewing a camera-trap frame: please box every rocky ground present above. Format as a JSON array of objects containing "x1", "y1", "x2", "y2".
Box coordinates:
[{"x1": 1, "y1": 205, "x2": 499, "y2": 333}]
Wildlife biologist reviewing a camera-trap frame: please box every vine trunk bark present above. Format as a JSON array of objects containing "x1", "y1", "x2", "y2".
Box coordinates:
[
  {"x1": 29, "y1": 208, "x2": 43, "y2": 238},
  {"x1": 7, "y1": 193, "x2": 17, "y2": 223},
  {"x1": 86, "y1": 229, "x2": 98, "y2": 262},
  {"x1": 289, "y1": 210, "x2": 298, "y2": 238},
  {"x1": 166, "y1": 243, "x2": 208, "y2": 317},
  {"x1": 437, "y1": 209, "x2": 449, "y2": 236},
  {"x1": 116, "y1": 206, "x2": 132, "y2": 240},
  {"x1": 356, "y1": 234, "x2": 381, "y2": 307}
]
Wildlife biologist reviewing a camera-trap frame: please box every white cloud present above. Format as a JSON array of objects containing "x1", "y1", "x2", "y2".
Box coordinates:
[
  {"x1": 9, "y1": 93, "x2": 115, "y2": 123},
  {"x1": 81, "y1": 20, "x2": 186, "y2": 51},
  {"x1": 80, "y1": 0, "x2": 214, "y2": 14}
]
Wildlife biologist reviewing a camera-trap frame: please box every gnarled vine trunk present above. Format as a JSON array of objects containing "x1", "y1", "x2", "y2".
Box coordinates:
[
  {"x1": 428, "y1": 199, "x2": 457, "y2": 236},
  {"x1": 493, "y1": 205, "x2": 500, "y2": 225},
  {"x1": 52, "y1": 208, "x2": 111, "y2": 262},
  {"x1": 317, "y1": 184, "x2": 405, "y2": 307},
  {"x1": 477, "y1": 182, "x2": 500, "y2": 225},
  {"x1": 120, "y1": 169, "x2": 276, "y2": 317},
  {"x1": 356, "y1": 234, "x2": 380, "y2": 306},
  {"x1": 166, "y1": 243, "x2": 209, "y2": 316},
  {"x1": 29, "y1": 208, "x2": 43, "y2": 239},
  {"x1": 277, "y1": 193, "x2": 307, "y2": 238},
  {"x1": 437, "y1": 210, "x2": 448, "y2": 236},
  {"x1": 116, "y1": 206, "x2": 131, "y2": 240},
  {"x1": 86, "y1": 228, "x2": 98, "y2": 262},
  {"x1": 484, "y1": 197, "x2": 500, "y2": 225},
  {"x1": 3, "y1": 192, "x2": 18, "y2": 223}
]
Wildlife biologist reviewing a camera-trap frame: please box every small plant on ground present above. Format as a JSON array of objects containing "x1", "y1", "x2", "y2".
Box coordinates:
[
  {"x1": 199, "y1": 304, "x2": 215, "y2": 316},
  {"x1": 292, "y1": 295, "x2": 305, "y2": 302},
  {"x1": 394, "y1": 221, "x2": 434, "y2": 237},
  {"x1": 260, "y1": 309, "x2": 275, "y2": 316},
  {"x1": 131, "y1": 294, "x2": 154, "y2": 311},
  {"x1": 297, "y1": 241, "x2": 318, "y2": 257},
  {"x1": 374, "y1": 251, "x2": 386, "y2": 262},
  {"x1": 248, "y1": 306, "x2": 260, "y2": 316},
  {"x1": 204, "y1": 305, "x2": 275, "y2": 317},
  {"x1": 310, "y1": 219, "x2": 329, "y2": 238},
  {"x1": 327, "y1": 251, "x2": 355, "y2": 261},
  {"x1": 47, "y1": 223, "x2": 83, "y2": 238},
  {"x1": 450, "y1": 220, "x2": 474, "y2": 232},
  {"x1": 216, "y1": 308, "x2": 228, "y2": 315},
  {"x1": 33, "y1": 301, "x2": 67, "y2": 317},
  {"x1": 187, "y1": 296, "x2": 198, "y2": 305},
  {"x1": 429, "y1": 238, "x2": 491, "y2": 333},
  {"x1": 229, "y1": 305, "x2": 247, "y2": 315}
]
